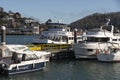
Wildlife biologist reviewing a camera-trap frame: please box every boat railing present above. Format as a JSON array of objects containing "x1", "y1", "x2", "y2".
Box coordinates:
[
  {"x1": 114, "y1": 33, "x2": 120, "y2": 36},
  {"x1": 28, "y1": 44, "x2": 71, "y2": 51}
]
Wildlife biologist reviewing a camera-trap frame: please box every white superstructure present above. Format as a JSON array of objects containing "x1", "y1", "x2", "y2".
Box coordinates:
[{"x1": 33, "y1": 23, "x2": 82, "y2": 44}]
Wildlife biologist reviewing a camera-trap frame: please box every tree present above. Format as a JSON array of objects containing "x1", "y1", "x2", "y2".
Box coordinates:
[{"x1": 45, "y1": 19, "x2": 52, "y2": 24}]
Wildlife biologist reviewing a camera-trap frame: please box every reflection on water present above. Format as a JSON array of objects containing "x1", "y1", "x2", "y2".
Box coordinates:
[{"x1": 1, "y1": 60, "x2": 120, "y2": 80}]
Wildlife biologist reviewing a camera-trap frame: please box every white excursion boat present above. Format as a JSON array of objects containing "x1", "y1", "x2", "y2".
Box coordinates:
[
  {"x1": 97, "y1": 46, "x2": 120, "y2": 62},
  {"x1": 74, "y1": 19, "x2": 120, "y2": 59},
  {"x1": 33, "y1": 23, "x2": 82, "y2": 44},
  {"x1": 0, "y1": 26, "x2": 51, "y2": 76}
]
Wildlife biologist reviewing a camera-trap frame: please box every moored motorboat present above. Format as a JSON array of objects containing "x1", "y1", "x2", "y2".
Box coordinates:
[
  {"x1": 0, "y1": 26, "x2": 51, "y2": 76},
  {"x1": 0, "y1": 44, "x2": 51, "y2": 76},
  {"x1": 97, "y1": 46, "x2": 120, "y2": 62},
  {"x1": 74, "y1": 19, "x2": 120, "y2": 59}
]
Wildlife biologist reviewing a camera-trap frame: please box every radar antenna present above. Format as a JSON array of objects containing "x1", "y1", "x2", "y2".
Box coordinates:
[{"x1": 105, "y1": 18, "x2": 110, "y2": 26}]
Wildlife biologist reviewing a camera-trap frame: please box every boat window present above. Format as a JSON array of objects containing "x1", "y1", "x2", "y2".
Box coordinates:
[
  {"x1": 69, "y1": 37, "x2": 71, "y2": 40},
  {"x1": 4, "y1": 48, "x2": 12, "y2": 57},
  {"x1": 22, "y1": 54, "x2": 26, "y2": 61},
  {"x1": 26, "y1": 54, "x2": 37, "y2": 60},
  {"x1": 69, "y1": 37, "x2": 73, "y2": 40},
  {"x1": 119, "y1": 39, "x2": 120, "y2": 41},
  {"x1": 17, "y1": 54, "x2": 22, "y2": 59},
  {"x1": 112, "y1": 39, "x2": 117, "y2": 41},
  {"x1": 102, "y1": 25, "x2": 112, "y2": 32},
  {"x1": 11, "y1": 52, "x2": 21, "y2": 63},
  {"x1": 67, "y1": 29, "x2": 70, "y2": 32},
  {"x1": 77, "y1": 37, "x2": 82, "y2": 39},
  {"x1": 86, "y1": 37, "x2": 109, "y2": 42},
  {"x1": 72, "y1": 37, "x2": 74, "y2": 40},
  {"x1": 87, "y1": 49, "x2": 93, "y2": 51}
]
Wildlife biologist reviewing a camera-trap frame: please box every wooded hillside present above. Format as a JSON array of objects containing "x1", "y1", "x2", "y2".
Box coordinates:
[{"x1": 69, "y1": 12, "x2": 120, "y2": 31}]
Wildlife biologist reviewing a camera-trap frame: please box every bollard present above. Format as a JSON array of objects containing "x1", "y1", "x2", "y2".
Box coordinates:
[
  {"x1": 74, "y1": 28, "x2": 77, "y2": 44},
  {"x1": 1, "y1": 26, "x2": 6, "y2": 45}
]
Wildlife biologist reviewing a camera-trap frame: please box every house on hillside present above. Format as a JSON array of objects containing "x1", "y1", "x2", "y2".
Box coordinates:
[{"x1": 0, "y1": 7, "x2": 4, "y2": 12}]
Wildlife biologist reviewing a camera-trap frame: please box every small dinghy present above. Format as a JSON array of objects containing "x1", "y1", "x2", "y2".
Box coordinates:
[{"x1": 97, "y1": 46, "x2": 120, "y2": 62}]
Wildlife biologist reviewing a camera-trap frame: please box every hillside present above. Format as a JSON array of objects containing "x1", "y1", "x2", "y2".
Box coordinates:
[{"x1": 69, "y1": 12, "x2": 120, "y2": 31}]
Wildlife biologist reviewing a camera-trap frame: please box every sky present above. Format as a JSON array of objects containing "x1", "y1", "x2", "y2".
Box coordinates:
[{"x1": 0, "y1": 0, "x2": 120, "y2": 24}]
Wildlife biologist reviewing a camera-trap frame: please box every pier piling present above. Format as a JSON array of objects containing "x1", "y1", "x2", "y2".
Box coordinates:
[{"x1": 1, "y1": 26, "x2": 6, "y2": 45}]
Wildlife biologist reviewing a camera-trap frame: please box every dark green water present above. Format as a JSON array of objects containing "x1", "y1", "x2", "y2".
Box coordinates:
[
  {"x1": 1, "y1": 60, "x2": 120, "y2": 80},
  {"x1": 0, "y1": 35, "x2": 120, "y2": 80}
]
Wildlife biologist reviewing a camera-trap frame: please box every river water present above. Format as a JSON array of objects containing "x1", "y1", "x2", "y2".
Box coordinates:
[{"x1": 0, "y1": 35, "x2": 120, "y2": 80}]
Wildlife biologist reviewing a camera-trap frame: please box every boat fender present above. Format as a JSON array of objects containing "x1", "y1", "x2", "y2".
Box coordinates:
[
  {"x1": 1, "y1": 63, "x2": 7, "y2": 69},
  {"x1": 95, "y1": 49, "x2": 99, "y2": 54},
  {"x1": 113, "y1": 48, "x2": 117, "y2": 53},
  {"x1": 0, "y1": 63, "x2": 8, "y2": 74},
  {"x1": 16, "y1": 65, "x2": 19, "y2": 70},
  {"x1": 32, "y1": 63, "x2": 35, "y2": 68},
  {"x1": 104, "y1": 50, "x2": 109, "y2": 54}
]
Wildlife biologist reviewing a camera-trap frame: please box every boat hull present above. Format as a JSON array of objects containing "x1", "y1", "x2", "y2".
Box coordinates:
[
  {"x1": 0, "y1": 62, "x2": 45, "y2": 76},
  {"x1": 97, "y1": 52, "x2": 120, "y2": 62},
  {"x1": 74, "y1": 42, "x2": 109, "y2": 59}
]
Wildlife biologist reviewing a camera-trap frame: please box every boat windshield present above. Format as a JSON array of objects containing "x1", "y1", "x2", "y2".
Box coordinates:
[
  {"x1": 25, "y1": 54, "x2": 38, "y2": 60},
  {"x1": 86, "y1": 37, "x2": 109, "y2": 42},
  {"x1": 12, "y1": 46, "x2": 28, "y2": 51},
  {"x1": 102, "y1": 25, "x2": 112, "y2": 32}
]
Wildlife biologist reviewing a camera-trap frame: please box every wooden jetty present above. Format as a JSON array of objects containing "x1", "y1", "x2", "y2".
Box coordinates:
[
  {"x1": 48, "y1": 48, "x2": 75, "y2": 60},
  {"x1": 28, "y1": 44, "x2": 75, "y2": 60}
]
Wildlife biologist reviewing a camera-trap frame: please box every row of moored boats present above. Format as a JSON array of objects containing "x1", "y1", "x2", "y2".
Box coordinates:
[
  {"x1": 33, "y1": 19, "x2": 120, "y2": 62},
  {"x1": 0, "y1": 26, "x2": 51, "y2": 76},
  {"x1": 1, "y1": 19, "x2": 120, "y2": 76},
  {"x1": 74, "y1": 19, "x2": 120, "y2": 62}
]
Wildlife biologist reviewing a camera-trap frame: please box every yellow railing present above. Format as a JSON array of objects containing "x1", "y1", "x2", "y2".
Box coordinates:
[
  {"x1": 29, "y1": 46, "x2": 41, "y2": 51},
  {"x1": 27, "y1": 44, "x2": 71, "y2": 51}
]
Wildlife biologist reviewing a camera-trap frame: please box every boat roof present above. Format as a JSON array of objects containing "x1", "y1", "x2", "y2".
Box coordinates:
[
  {"x1": 0, "y1": 44, "x2": 51, "y2": 55},
  {"x1": 83, "y1": 30, "x2": 113, "y2": 38},
  {"x1": 15, "y1": 50, "x2": 51, "y2": 56},
  {"x1": 5, "y1": 44, "x2": 28, "y2": 52}
]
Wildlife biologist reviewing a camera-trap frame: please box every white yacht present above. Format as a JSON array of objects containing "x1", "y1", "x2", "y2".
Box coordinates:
[
  {"x1": 33, "y1": 23, "x2": 82, "y2": 44},
  {"x1": 74, "y1": 19, "x2": 120, "y2": 59}
]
